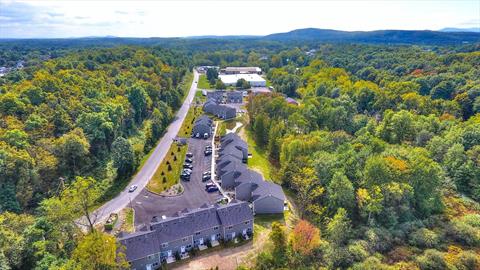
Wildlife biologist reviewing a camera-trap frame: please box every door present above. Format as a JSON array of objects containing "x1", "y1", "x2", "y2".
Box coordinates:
[
  {"x1": 167, "y1": 250, "x2": 172, "y2": 257},
  {"x1": 199, "y1": 238, "x2": 204, "y2": 245},
  {"x1": 180, "y1": 246, "x2": 186, "y2": 253},
  {"x1": 211, "y1": 234, "x2": 216, "y2": 241},
  {"x1": 231, "y1": 232, "x2": 236, "y2": 239},
  {"x1": 146, "y1": 264, "x2": 152, "y2": 270},
  {"x1": 242, "y1": 229, "x2": 247, "y2": 236}
]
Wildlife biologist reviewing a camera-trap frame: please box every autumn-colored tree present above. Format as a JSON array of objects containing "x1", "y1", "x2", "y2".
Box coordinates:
[
  {"x1": 66, "y1": 231, "x2": 129, "y2": 270},
  {"x1": 291, "y1": 167, "x2": 325, "y2": 218},
  {"x1": 290, "y1": 220, "x2": 321, "y2": 256}
]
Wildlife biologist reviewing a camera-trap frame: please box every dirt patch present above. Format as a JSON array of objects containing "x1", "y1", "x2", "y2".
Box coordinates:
[{"x1": 173, "y1": 230, "x2": 270, "y2": 270}]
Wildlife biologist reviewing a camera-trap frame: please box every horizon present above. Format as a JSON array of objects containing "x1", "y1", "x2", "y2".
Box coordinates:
[{"x1": 1, "y1": 0, "x2": 479, "y2": 39}]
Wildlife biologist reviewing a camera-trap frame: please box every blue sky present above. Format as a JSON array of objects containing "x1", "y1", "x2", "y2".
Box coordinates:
[{"x1": 0, "y1": 0, "x2": 479, "y2": 38}]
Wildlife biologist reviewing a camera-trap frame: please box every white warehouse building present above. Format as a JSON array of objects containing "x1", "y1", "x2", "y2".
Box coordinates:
[{"x1": 219, "y1": 74, "x2": 267, "y2": 87}]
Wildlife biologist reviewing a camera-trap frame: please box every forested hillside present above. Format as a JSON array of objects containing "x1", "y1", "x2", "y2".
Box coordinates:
[
  {"x1": 247, "y1": 46, "x2": 480, "y2": 269},
  {"x1": 0, "y1": 47, "x2": 191, "y2": 212}
]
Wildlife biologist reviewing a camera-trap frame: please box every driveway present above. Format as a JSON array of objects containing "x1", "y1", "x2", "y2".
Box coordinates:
[
  {"x1": 132, "y1": 136, "x2": 221, "y2": 227},
  {"x1": 88, "y1": 70, "x2": 200, "y2": 225}
]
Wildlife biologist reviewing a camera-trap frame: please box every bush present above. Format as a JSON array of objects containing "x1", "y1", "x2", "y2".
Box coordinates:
[
  {"x1": 409, "y1": 228, "x2": 439, "y2": 248},
  {"x1": 162, "y1": 177, "x2": 166, "y2": 183},
  {"x1": 348, "y1": 241, "x2": 369, "y2": 262},
  {"x1": 454, "y1": 250, "x2": 479, "y2": 270},
  {"x1": 168, "y1": 164, "x2": 172, "y2": 171},
  {"x1": 174, "y1": 155, "x2": 177, "y2": 161},
  {"x1": 450, "y1": 214, "x2": 480, "y2": 246},
  {"x1": 416, "y1": 249, "x2": 447, "y2": 270}
]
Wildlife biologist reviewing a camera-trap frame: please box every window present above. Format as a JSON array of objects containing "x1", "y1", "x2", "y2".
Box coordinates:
[
  {"x1": 161, "y1": 243, "x2": 168, "y2": 248},
  {"x1": 213, "y1": 226, "x2": 219, "y2": 230},
  {"x1": 195, "y1": 232, "x2": 201, "y2": 235},
  {"x1": 227, "y1": 226, "x2": 233, "y2": 229},
  {"x1": 244, "y1": 221, "x2": 249, "y2": 224},
  {"x1": 183, "y1": 237, "x2": 188, "y2": 242}
]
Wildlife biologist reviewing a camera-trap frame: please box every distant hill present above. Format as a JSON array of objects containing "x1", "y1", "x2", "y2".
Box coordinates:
[
  {"x1": 440, "y1": 27, "x2": 480, "y2": 33},
  {"x1": 263, "y1": 28, "x2": 480, "y2": 44}
]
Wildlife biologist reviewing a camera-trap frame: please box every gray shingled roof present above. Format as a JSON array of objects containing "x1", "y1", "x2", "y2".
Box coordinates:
[
  {"x1": 119, "y1": 230, "x2": 159, "y2": 262},
  {"x1": 252, "y1": 181, "x2": 286, "y2": 202},
  {"x1": 216, "y1": 201, "x2": 253, "y2": 227}
]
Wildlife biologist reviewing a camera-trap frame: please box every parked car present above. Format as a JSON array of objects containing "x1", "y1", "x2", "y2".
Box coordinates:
[
  {"x1": 181, "y1": 174, "x2": 190, "y2": 181},
  {"x1": 186, "y1": 152, "x2": 193, "y2": 158},
  {"x1": 195, "y1": 133, "x2": 200, "y2": 138},
  {"x1": 203, "y1": 171, "x2": 211, "y2": 176},
  {"x1": 182, "y1": 169, "x2": 192, "y2": 175},
  {"x1": 205, "y1": 182, "x2": 215, "y2": 189},
  {"x1": 202, "y1": 174, "x2": 211, "y2": 182},
  {"x1": 206, "y1": 186, "x2": 219, "y2": 193},
  {"x1": 204, "y1": 150, "x2": 212, "y2": 156},
  {"x1": 203, "y1": 133, "x2": 209, "y2": 139},
  {"x1": 185, "y1": 158, "x2": 193, "y2": 163},
  {"x1": 128, "y1": 185, "x2": 137, "y2": 192},
  {"x1": 183, "y1": 163, "x2": 193, "y2": 169}
]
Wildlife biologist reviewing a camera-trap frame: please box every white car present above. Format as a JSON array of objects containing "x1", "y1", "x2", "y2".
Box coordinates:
[{"x1": 128, "y1": 185, "x2": 137, "y2": 192}]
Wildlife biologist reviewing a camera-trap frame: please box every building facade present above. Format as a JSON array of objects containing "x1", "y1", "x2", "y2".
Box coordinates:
[{"x1": 119, "y1": 202, "x2": 253, "y2": 270}]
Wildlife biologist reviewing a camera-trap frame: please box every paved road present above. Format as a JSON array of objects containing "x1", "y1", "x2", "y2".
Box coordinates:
[
  {"x1": 132, "y1": 136, "x2": 221, "y2": 227},
  {"x1": 89, "y1": 70, "x2": 200, "y2": 225}
]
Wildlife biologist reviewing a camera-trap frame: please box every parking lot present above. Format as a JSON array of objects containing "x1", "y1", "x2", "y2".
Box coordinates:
[{"x1": 131, "y1": 136, "x2": 222, "y2": 228}]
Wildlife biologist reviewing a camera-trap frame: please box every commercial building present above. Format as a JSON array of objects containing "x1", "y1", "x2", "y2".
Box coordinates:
[
  {"x1": 119, "y1": 201, "x2": 253, "y2": 270},
  {"x1": 220, "y1": 67, "x2": 262, "y2": 75},
  {"x1": 218, "y1": 74, "x2": 266, "y2": 87}
]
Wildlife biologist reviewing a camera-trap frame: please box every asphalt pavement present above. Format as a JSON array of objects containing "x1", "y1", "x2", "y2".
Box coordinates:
[
  {"x1": 88, "y1": 70, "x2": 200, "y2": 225},
  {"x1": 132, "y1": 136, "x2": 221, "y2": 228}
]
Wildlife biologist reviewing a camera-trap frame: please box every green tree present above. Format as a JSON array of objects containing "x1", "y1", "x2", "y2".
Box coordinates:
[
  {"x1": 206, "y1": 68, "x2": 218, "y2": 85},
  {"x1": 127, "y1": 84, "x2": 150, "y2": 124},
  {"x1": 253, "y1": 113, "x2": 269, "y2": 147},
  {"x1": 327, "y1": 171, "x2": 355, "y2": 214},
  {"x1": 55, "y1": 128, "x2": 90, "y2": 175},
  {"x1": 215, "y1": 79, "x2": 226, "y2": 90},
  {"x1": 236, "y1": 78, "x2": 250, "y2": 89},
  {"x1": 326, "y1": 208, "x2": 352, "y2": 246},
  {"x1": 112, "y1": 137, "x2": 136, "y2": 177}
]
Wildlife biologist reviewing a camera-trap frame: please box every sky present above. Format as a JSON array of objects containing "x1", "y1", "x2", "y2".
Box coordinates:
[{"x1": 0, "y1": 0, "x2": 479, "y2": 38}]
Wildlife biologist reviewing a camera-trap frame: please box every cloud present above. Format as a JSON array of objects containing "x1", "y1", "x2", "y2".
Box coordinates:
[{"x1": 115, "y1": 10, "x2": 128, "y2": 15}]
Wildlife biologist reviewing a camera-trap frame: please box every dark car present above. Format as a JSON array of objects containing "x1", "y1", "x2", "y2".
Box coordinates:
[
  {"x1": 186, "y1": 152, "x2": 193, "y2": 158},
  {"x1": 181, "y1": 174, "x2": 190, "y2": 181},
  {"x1": 206, "y1": 186, "x2": 219, "y2": 193},
  {"x1": 182, "y1": 169, "x2": 192, "y2": 175},
  {"x1": 204, "y1": 150, "x2": 212, "y2": 156},
  {"x1": 205, "y1": 145, "x2": 212, "y2": 150},
  {"x1": 185, "y1": 158, "x2": 193, "y2": 163},
  {"x1": 183, "y1": 163, "x2": 193, "y2": 169},
  {"x1": 202, "y1": 174, "x2": 211, "y2": 182},
  {"x1": 203, "y1": 171, "x2": 211, "y2": 176}
]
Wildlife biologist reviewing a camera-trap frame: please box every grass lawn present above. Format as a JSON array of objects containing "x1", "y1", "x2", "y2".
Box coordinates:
[
  {"x1": 146, "y1": 106, "x2": 204, "y2": 193},
  {"x1": 198, "y1": 74, "x2": 213, "y2": 89},
  {"x1": 217, "y1": 118, "x2": 238, "y2": 136},
  {"x1": 195, "y1": 90, "x2": 206, "y2": 103},
  {"x1": 244, "y1": 127, "x2": 272, "y2": 180}
]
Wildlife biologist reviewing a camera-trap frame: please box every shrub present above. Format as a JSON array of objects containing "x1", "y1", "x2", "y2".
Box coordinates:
[
  {"x1": 162, "y1": 177, "x2": 166, "y2": 183},
  {"x1": 416, "y1": 249, "x2": 447, "y2": 270},
  {"x1": 409, "y1": 228, "x2": 439, "y2": 248},
  {"x1": 454, "y1": 250, "x2": 479, "y2": 270},
  {"x1": 168, "y1": 164, "x2": 172, "y2": 171},
  {"x1": 450, "y1": 214, "x2": 480, "y2": 246},
  {"x1": 348, "y1": 241, "x2": 369, "y2": 262},
  {"x1": 174, "y1": 155, "x2": 177, "y2": 161}
]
